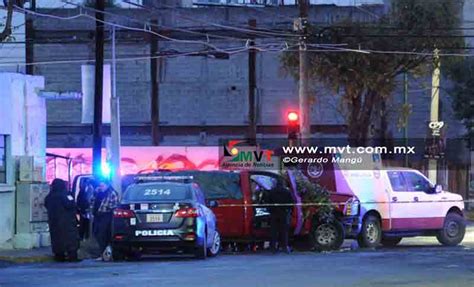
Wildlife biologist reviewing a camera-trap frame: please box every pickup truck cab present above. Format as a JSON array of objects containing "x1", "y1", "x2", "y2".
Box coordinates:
[{"x1": 338, "y1": 167, "x2": 466, "y2": 248}]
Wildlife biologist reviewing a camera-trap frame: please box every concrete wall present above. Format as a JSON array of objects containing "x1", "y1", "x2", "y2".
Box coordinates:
[{"x1": 0, "y1": 73, "x2": 47, "y2": 250}]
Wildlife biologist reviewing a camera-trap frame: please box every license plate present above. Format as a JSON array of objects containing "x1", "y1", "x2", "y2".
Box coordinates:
[{"x1": 146, "y1": 214, "x2": 164, "y2": 223}]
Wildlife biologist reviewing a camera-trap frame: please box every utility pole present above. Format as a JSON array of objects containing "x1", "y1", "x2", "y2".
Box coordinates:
[
  {"x1": 92, "y1": 0, "x2": 105, "y2": 178},
  {"x1": 25, "y1": 0, "x2": 36, "y2": 75},
  {"x1": 403, "y1": 71, "x2": 409, "y2": 167},
  {"x1": 150, "y1": 20, "x2": 160, "y2": 146},
  {"x1": 248, "y1": 19, "x2": 257, "y2": 143},
  {"x1": 428, "y1": 48, "x2": 441, "y2": 183},
  {"x1": 298, "y1": 0, "x2": 310, "y2": 143},
  {"x1": 110, "y1": 26, "x2": 121, "y2": 194}
]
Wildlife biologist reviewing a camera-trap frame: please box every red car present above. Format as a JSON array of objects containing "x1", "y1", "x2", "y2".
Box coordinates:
[{"x1": 153, "y1": 170, "x2": 360, "y2": 251}]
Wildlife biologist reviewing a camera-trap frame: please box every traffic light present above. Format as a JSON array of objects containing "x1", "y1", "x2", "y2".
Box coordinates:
[{"x1": 287, "y1": 111, "x2": 300, "y2": 141}]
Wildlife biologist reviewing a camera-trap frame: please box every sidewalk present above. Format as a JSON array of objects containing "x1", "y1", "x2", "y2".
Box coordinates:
[
  {"x1": 0, "y1": 247, "x2": 52, "y2": 264},
  {"x1": 0, "y1": 239, "x2": 99, "y2": 264}
]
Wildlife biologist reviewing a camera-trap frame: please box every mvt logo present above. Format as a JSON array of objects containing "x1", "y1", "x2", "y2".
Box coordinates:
[{"x1": 221, "y1": 140, "x2": 277, "y2": 170}]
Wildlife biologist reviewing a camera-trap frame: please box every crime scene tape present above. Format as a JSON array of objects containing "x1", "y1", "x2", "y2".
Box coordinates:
[{"x1": 209, "y1": 199, "x2": 474, "y2": 208}]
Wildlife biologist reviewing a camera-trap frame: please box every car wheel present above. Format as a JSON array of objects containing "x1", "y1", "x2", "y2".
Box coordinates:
[
  {"x1": 381, "y1": 237, "x2": 402, "y2": 247},
  {"x1": 357, "y1": 215, "x2": 382, "y2": 248},
  {"x1": 195, "y1": 234, "x2": 208, "y2": 260},
  {"x1": 207, "y1": 231, "x2": 221, "y2": 257},
  {"x1": 436, "y1": 213, "x2": 466, "y2": 246},
  {"x1": 111, "y1": 246, "x2": 125, "y2": 262},
  {"x1": 312, "y1": 220, "x2": 345, "y2": 252}
]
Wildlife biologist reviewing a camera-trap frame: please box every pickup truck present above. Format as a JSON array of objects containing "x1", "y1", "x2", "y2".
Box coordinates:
[{"x1": 150, "y1": 170, "x2": 360, "y2": 251}]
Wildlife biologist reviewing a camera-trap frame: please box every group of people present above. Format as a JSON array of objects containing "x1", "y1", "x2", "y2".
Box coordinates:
[{"x1": 44, "y1": 177, "x2": 119, "y2": 262}]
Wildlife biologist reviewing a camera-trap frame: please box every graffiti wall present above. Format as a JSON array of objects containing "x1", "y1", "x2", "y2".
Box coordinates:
[{"x1": 46, "y1": 146, "x2": 220, "y2": 183}]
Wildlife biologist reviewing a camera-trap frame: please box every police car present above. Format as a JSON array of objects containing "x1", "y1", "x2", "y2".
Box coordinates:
[{"x1": 111, "y1": 175, "x2": 221, "y2": 260}]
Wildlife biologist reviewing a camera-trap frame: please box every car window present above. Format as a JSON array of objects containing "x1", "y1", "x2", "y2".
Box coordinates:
[
  {"x1": 402, "y1": 172, "x2": 433, "y2": 193},
  {"x1": 387, "y1": 171, "x2": 407, "y2": 192},
  {"x1": 250, "y1": 175, "x2": 277, "y2": 190},
  {"x1": 123, "y1": 183, "x2": 192, "y2": 202},
  {"x1": 162, "y1": 171, "x2": 242, "y2": 200}
]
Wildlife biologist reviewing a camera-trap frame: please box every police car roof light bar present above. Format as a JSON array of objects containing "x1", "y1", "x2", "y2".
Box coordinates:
[{"x1": 135, "y1": 175, "x2": 194, "y2": 183}]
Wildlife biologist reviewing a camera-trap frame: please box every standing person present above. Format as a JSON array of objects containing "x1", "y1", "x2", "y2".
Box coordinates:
[
  {"x1": 77, "y1": 178, "x2": 95, "y2": 240},
  {"x1": 91, "y1": 178, "x2": 119, "y2": 260},
  {"x1": 44, "y1": 178, "x2": 80, "y2": 262},
  {"x1": 265, "y1": 179, "x2": 295, "y2": 254}
]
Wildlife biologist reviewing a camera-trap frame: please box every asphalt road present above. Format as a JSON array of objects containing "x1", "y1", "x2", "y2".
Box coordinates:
[{"x1": 1, "y1": 235, "x2": 473, "y2": 287}]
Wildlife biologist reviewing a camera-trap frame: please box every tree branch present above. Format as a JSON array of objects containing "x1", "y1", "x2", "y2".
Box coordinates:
[{"x1": 0, "y1": 0, "x2": 14, "y2": 42}]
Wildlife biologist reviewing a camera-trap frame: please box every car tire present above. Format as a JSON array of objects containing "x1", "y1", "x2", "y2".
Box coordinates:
[
  {"x1": 357, "y1": 215, "x2": 382, "y2": 248},
  {"x1": 195, "y1": 234, "x2": 208, "y2": 260},
  {"x1": 207, "y1": 231, "x2": 221, "y2": 257},
  {"x1": 312, "y1": 220, "x2": 345, "y2": 252},
  {"x1": 381, "y1": 237, "x2": 402, "y2": 247},
  {"x1": 436, "y1": 213, "x2": 466, "y2": 246},
  {"x1": 111, "y1": 246, "x2": 125, "y2": 262}
]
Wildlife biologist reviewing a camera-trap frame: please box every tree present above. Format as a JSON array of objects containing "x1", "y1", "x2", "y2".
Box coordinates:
[
  {"x1": 445, "y1": 59, "x2": 474, "y2": 143},
  {"x1": 0, "y1": 0, "x2": 14, "y2": 42},
  {"x1": 281, "y1": 0, "x2": 464, "y2": 146}
]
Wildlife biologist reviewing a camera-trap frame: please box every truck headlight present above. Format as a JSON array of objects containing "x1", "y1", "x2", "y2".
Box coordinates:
[{"x1": 344, "y1": 197, "x2": 360, "y2": 216}]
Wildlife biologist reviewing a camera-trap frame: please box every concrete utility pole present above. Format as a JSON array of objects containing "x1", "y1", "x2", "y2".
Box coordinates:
[
  {"x1": 110, "y1": 26, "x2": 121, "y2": 194},
  {"x1": 428, "y1": 48, "x2": 441, "y2": 183},
  {"x1": 92, "y1": 0, "x2": 105, "y2": 178},
  {"x1": 248, "y1": 19, "x2": 257, "y2": 142},
  {"x1": 298, "y1": 0, "x2": 310, "y2": 143}
]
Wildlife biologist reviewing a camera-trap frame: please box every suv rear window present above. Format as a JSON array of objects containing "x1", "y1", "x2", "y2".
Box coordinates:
[
  {"x1": 123, "y1": 183, "x2": 192, "y2": 202},
  {"x1": 162, "y1": 171, "x2": 242, "y2": 200}
]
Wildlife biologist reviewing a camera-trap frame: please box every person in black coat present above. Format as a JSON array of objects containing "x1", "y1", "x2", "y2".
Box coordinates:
[
  {"x1": 45, "y1": 178, "x2": 80, "y2": 262},
  {"x1": 264, "y1": 179, "x2": 295, "y2": 254},
  {"x1": 77, "y1": 178, "x2": 95, "y2": 240}
]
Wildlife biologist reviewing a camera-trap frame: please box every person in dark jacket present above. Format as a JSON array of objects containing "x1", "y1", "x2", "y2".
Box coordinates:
[
  {"x1": 44, "y1": 178, "x2": 80, "y2": 262},
  {"x1": 264, "y1": 179, "x2": 295, "y2": 254},
  {"x1": 77, "y1": 178, "x2": 95, "y2": 240},
  {"x1": 91, "y1": 179, "x2": 119, "y2": 259}
]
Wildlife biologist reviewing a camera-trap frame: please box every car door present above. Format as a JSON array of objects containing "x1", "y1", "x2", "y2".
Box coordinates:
[
  {"x1": 387, "y1": 170, "x2": 444, "y2": 231},
  {"x1": 194, "y1": 186, "x2": 216, "y2": 245},
  {"x1": 386, "y1": 170, "x2": 412, "y2": 230},
  {"x1": 401, "y1": 171, "x2": 444, "y2": 230}
]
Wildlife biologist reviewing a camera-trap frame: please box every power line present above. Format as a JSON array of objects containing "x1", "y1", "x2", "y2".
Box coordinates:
[
  {"x1": 60, "y1": 1, "x2": 250, "y2": 42},
  {"x1": 12, "y1": 5, "x2": 237, "y2": 52},
  {"x1": 123, "y1": 0, "x2": 300, "y2": 38}
]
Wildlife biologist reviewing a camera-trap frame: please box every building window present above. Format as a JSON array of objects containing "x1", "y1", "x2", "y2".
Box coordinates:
[{"x1": 0, "y1": 135, "x2": 6, "y2": 183}]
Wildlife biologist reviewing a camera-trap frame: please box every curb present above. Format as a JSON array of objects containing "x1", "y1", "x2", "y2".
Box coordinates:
[{"x1": 0, "y1": 255, "x2": 53, "y2": 264}]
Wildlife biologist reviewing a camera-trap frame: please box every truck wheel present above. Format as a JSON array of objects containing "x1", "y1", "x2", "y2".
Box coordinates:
[
  {"x1": 312, "y1": 220, "x2": 345, "y2": 251},
  {"x1": 207, "y1": 231, "x2": 221, "y2": 257},
  {"x1": 381, "y1": 237, "x2": 402, "y2": 247},
  {"x1": 357, "y1": 215, "x2": 382, "y2": 248},
  {"x1": 195, "y1": 234, "x2": 208, "y2": 259},
  {"x1": 436, "y1": 213, "x2": 466, "y2": 246}
]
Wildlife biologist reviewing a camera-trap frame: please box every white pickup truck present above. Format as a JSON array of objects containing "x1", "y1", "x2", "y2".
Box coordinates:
[{"x1": 335, "y1": 167, "x2": 466, "y2": 248}]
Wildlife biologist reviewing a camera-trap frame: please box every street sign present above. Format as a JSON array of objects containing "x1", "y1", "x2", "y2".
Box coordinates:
[{"x1": 424, "y1": 121, "x2": 446, "y2": 159}]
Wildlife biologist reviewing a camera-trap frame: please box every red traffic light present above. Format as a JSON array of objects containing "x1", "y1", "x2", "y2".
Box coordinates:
[{"x1": 287, "y1": 111, "x2": 299, "y2": 123}]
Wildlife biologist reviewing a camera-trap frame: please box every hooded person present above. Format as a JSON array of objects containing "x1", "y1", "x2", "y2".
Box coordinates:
[{"x1": 44, "y1": 178, "x2": 80, "y2": 262}]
